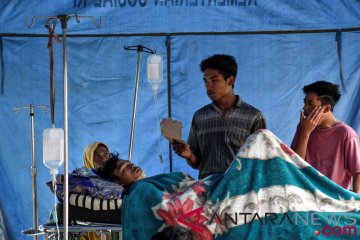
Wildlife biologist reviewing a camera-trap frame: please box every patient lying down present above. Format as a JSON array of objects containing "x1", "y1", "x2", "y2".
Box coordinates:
[
  {"x1": 97, "y1": 153, "x2": 146, "y2": 189},
  {"x1": 47, "y1": 153, "x2": 146, "y2": 201}
]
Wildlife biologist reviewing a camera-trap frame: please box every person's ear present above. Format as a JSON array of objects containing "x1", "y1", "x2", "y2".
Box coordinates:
[
  {"x1": 226, "y1": 76, "x2": 235, "y2": 87},
  {"x1": 322, "y1": 104, "x2": 331, "y2": 113}
]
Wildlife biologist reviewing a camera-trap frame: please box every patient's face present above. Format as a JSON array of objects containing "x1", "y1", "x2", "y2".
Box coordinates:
[{"x1": 113, "y1": 160, "x2": 145, "y2": 187}]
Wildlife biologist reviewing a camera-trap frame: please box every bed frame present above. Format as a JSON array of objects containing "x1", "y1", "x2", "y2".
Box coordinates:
[{"x1": 34, "y1": 203, "x2": 122, "y2": 240}]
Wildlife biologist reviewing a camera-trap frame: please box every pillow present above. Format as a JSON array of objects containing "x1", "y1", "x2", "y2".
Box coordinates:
[
  {"x1": 69, "y1": 193, "x2": 122, "y2": 211},
  {"x1": 47, "y1": 167, "x2": 124, "y2": 200}
]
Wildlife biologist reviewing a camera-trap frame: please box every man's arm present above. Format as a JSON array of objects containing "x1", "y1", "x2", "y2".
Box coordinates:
[
  {"x1": 352, "y1": 172, "x2": 360, "y2": 194},
  {"x1": 251, "y1": 112, "x2": 267, "y2": 133},
  {"x1": 291, "y1": 125, "x2": 311, "y2": 160},
  {"x1": 291, "y1": 107, "x2": 323, "y2": 160}
]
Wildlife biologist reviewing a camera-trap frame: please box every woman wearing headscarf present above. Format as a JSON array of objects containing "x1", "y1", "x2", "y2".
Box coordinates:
[
  {"x1": 83, "y1": 142, "x2": 110, "y2": 170},
  {"x1": 81, "y1": 142, "x2": 111, "y2": 240}
]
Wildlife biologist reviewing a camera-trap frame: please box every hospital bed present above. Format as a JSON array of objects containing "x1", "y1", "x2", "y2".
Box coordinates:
[{"x1": 37, "y1": 194, "x2": 123, "y2": 240}]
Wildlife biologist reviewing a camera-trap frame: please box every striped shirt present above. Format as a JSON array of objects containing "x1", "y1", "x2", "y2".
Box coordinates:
[{"x1": 187, "y1": 96, "x2": 266, "y2": 179}]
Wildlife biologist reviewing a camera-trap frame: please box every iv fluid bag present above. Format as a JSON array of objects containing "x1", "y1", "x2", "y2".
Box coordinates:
[
  {"x1": 43, "y1": 128, "x2": 64, "y2": 172},
  {"x1": 147, "y1": 54, "x2": 163, "y2": 85}
]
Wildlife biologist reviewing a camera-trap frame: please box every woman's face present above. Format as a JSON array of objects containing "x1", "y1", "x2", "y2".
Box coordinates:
[
  {"x1": 93, "y1": 145, "x2": 109, "y2": 169},
  {"x1": 113, "y1": 160, "x2": 145, "y2": 187}
]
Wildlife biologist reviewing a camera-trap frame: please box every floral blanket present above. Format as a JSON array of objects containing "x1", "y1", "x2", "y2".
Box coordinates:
[
  {"x1": 122, "y1": 129, "x2": 360, "y2": 240},
  {"x1": 48, "y1": 168, "x2": 124, "y2": 200}
]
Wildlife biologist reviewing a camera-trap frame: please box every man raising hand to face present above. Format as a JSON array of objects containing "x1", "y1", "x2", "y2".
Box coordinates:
[{"x1": 291, "y1": 81, "x2": 360, "y2": 193}]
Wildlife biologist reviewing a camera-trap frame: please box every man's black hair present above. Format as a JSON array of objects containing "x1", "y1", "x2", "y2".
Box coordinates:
[
  {"x1": 96, "y1": 152, "x2": 120, "y2": 181},
  {"x1": 200, "y1": 54, "x2": 238, "y2": 80},
  {"x1": 151, "y1": 225, "x2": 194, "y2": 240},
  {"x1": 303, "y1": 80, "x2": 341, "y2": 111}
]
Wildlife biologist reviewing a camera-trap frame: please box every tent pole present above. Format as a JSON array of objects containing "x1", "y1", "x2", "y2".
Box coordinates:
[{"x1": 165, "y1": 36, "x2": 173, "y2": 172}]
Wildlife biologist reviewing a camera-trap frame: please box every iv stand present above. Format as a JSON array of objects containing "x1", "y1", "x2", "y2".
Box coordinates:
[
  {"x1": 124, "y1": 45, "x2": 155, "y2": 162},
  {"x1": 25, "y1": 13, "x2": 101, "y2": 240},
  {"x1": 16, "y1": 104, "x2": 48, "y2": 240}
]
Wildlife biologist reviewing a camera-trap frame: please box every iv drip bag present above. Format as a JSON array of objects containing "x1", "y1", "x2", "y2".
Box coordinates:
[
  {"x1": 43, "y1": 128, "x2": 64, "y2": 175},
  {"x1": 147, "y1": 54, "x2": 163, "y2": 96}
]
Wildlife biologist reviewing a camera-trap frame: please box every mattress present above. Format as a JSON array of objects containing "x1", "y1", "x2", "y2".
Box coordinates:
[{"x1": 53, "y1": 193, "x2": 122, "y2": 224}]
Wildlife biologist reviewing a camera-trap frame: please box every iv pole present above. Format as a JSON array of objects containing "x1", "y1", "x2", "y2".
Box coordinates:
[
  {"x1": 25, "y1": 14, "x2": 101, "y2": 240},
  {"x1": 124, "y1": 45, "x2": 156, "y2": 162},
  {"x1": 16, "y1": 104, "x2": 48, "y2": 240}
]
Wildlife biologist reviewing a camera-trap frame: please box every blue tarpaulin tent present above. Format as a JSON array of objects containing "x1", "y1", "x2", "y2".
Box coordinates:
[{"x1": 1, "y1": 0, "x2": 360, "y2": 239}]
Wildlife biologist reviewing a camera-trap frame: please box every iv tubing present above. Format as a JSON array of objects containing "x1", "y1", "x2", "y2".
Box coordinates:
[
  {"x1": 153, "y1": 94, "x2": 164, "y2": 173},
  {"x1": 52, "y1": 175, "x2": 60, "y2": 240}
]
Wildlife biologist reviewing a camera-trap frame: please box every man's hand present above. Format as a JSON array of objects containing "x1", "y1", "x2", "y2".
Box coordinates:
[
  {"x1": 292, "y1": 106, "x2": 323, "y2": 160},
  {"x1": 299, "y1": 106, "x2": 323, "y2": 135},
  {"x1": 172, "y1": 139, "x2": 192, "y2": 158},
  {"x1": 171, "y1": 139, "x2": 200, "y2": 169}
]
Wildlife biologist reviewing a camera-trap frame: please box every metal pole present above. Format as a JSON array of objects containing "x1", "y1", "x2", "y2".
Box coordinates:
[
  {"x1": 165, "y1": 36, "x2": 173, "y2": 173},
  {"x1": 23, "y1": 13, "x2": 102, "y2": 239},
  {"x1": 16, "y1": 104, "x2": 47, "y2": 238},
  {"x1": 60, "y1": 16, "x2": 69, "y2": 240},
  {"x1": 128, "y1": 47, "x2": 142, "y2": 162},
  {"x1": 29, "y1": 104, "x2": 38, "y2": 240}
]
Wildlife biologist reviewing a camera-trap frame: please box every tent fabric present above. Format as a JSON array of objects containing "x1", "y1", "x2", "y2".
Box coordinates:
[
  {"x1": 1, "y1": 0, "x2": 360, "y2": 34},
  {"x1": 0, "y1": 0, "x2": 360, "y2": 239}
]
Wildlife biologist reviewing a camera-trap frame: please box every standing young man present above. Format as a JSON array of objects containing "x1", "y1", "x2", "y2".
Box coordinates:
[
  {"x1": 172, "y1": 54, "x2": 266, "y2": 179},
  {"x1": 291, "y1": 81, "x2": 360, "y2": 193}
]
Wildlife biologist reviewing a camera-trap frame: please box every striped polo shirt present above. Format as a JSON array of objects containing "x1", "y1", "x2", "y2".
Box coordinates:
[{"x1": 187, "y1": 96, "x2": 266, "y2": 179}]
